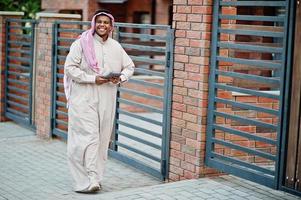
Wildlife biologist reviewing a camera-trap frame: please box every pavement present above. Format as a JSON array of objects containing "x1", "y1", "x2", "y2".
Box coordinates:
[{"x1": 0, "y1": 121, "x2": 300, "y2": 200}]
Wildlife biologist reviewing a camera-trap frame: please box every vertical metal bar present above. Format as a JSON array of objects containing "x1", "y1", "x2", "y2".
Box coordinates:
[
  {"x1": 205, "y1": 0, "x2": 220, "y2": 164},
  {"x1": 112, "y1": 24, "x2": 121, "y2": 152},
  {"x1": 161, "y1": 27, "x2": 174, "y2": 180},
  {"x1": 275, "y1": 0, "x2": 291, "y2": 189},
  {"x1": 4, "y1": 20, "x2": 10, "y2": 119},
  {"x1": 113, "y1": 91, "x2": 120, "y2": 151},
  {"x1": 28, "y1": 20, "x2": 36, "y2": 126},
  {"x1": 279, "y1": 0, "x2": 295, "y2": 190},
  {"x1": 31, "y1": 19, "x2": 38, "y2": 128},
  {"x1": 50, "y1": 22, "x2": 59, "y2": 136},
  {"x1": 114, "y1": 25, "x2": 120, "y2": 41}
]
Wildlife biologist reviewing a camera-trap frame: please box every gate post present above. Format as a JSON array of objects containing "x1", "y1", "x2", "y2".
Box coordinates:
[
  {"x1": 34, "y1": 13, "x2": 81, "y2": 138},
  {"x1": 169, "y1": 1, "x2": 221, "y2": 180},
  {"x1": 0, "y1": 12, "x2": 24, "y2": 122}
]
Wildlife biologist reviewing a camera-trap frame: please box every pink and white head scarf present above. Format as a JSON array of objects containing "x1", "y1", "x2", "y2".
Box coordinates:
[{"x1": 64, "y1": 12, "x2": 115, "y2": 104}]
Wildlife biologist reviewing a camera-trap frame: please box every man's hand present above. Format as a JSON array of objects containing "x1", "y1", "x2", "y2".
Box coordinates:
[
  {"x1": 109, "y1": 77, "x2": 121, "y2": 84},
  {"x1": 95, "y1": 76, "x2": 110, "y2": 85}
]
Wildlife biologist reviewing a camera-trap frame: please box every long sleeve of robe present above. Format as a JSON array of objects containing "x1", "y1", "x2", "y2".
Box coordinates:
[{"x1": 64, "y1": 34, "x2": 134, "y2": 191}]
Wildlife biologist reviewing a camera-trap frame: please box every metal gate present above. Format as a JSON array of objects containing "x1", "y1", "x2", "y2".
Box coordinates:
[
  {"x1": 4, "y1": 19, "x2": 36, "y2": 126},
  {"x1": 282, "y1": 1, "x2": 301, "y2": 195},
  {"x1": 206, "y1": 0, "x2": 290, "y2": 188},
  {"x1": 51, "y1": 21, "x2": 174, "y2": 180}
]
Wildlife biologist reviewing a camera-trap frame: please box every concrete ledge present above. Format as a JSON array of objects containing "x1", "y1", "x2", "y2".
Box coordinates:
[
  {"x1": 36, "y1": 12, "x2": 81, "y2": 19},
  {"x1": 0, "y1": 11, "x2": 24, "y2": 16}
]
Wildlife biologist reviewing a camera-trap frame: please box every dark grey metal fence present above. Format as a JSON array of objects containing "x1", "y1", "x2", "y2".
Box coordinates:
[
  {"x1": 51, "y1": 21, "x2": 174, "y2": 180},
  {"x1": 206, "y1": 0, "x2": 290, "y2": 188},
  {"x1": 4, "y1": 19, "x2": 36, "y2": 127}
]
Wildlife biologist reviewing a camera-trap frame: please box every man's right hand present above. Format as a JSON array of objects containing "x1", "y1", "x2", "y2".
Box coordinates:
[{"x1": 95, "y1": 76, "x2": 110, "y2": 85}]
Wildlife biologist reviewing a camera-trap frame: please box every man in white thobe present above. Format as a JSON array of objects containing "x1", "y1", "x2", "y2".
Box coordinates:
[{"x1": 64, "y1": 10, "x2": 134, "y2": 193}]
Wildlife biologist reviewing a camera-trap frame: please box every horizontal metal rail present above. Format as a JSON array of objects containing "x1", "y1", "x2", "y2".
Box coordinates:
[
  {"x1": 7, "y1": 86, "x2": 29, "y2": 94},
  {"x1": 57, "y1": 37, "x2": 76, "y2": 42},
  {"x1": 52, "y1": 128, "x2": 67, "y2": 139},
  {"x1": 8, "y1": 26, "x2": 33, "y2": 30},
  {"x1": 7, "y1": 78, "x2": 29, "y2": 86},
  {"x1": 58, "y1": 28, "x2": 84, "y2": 33},
  {"x1": 57, "y1": 83, "x2": 64, "y2": 88},
  {"x1": 7, "y1": 100, "x2": 28, "y2": 111},
  {"x1": 219, "y1": 1, "x2": 286, "y2": 7},
  {"x1": 8, "y1": 33, "x2": 31, "y2": 39},
  {"x1": 55, "y1": 20, "x2": 89, "y2": 25},
  {"x1": 215, "y1": 84, "x2": 280, "y2": 99},
  {"x1": 56, "y1": 73, "x2": 64, "y2": 79},
  {"x1": 56, "y1": 119, "x2": 68, "y2": 126},
  {"x1": 57, "y1": 64, "x2": 64, "y2": 70},
  {"x1": 211, "y1": 152, "x2": 275, "y2": 176},
  {"x1": 219, "y1": 27, "x2": 284, "y2": 38},
  {"x1": 117, "y1": 130, "x2": 161, "y2": 150},
  {"x1": 214, "y1": 111, "x2": 278, "y2": 131},
  {"x1": 56, "y1": 110, "x2": 68, "y2": 117},
  {"x1": 7, "y1": 40, "x2": 31, "y2": 46},
  {"x1": 116, "y1": 22, "x2": 169, "y2": 30},
  {"x1": 57, "y1": 55, "x2": 67, "y2": 61},
  {"x1": 115, "y1": 141, "x2": 161, "y2": 162},
  {"x1": 7, "y1": 71, "x2": 30, "y2": 78},
  {"x1": 8, "y1": 64, "x2": 30, "y2": 71},
  {"x1": 56, "y1": 101, "x2": 67, "y2": 108},
  {"x1": 117, "y1": 120, "x2": 162, "y2": 138},
  {"x1": 216, "y1": 70, "x2": 280, "y2": 85},
  {"x1": 212, "y1": 138, "x2": 276, "y2": 161},
  {"x1": 219, "y1": 14, "x2": 285, "y2": 22},
  {"x1": 8, "y1": 48, "x2": 31, "y2": 54},
  {"x1": 119, "y1": 32, "x2": 166, "y2": 41},
  {"x1": 7, "y1": 93, "x2": 28, "y2": 102},
  {"x1": 117, "y1": 109, "x2": 162, "y2": 126},
  {"x1": 217, "y1": 56, "x2": 282, "y2": 69},
  {"x1": 57, "y1": 46, "x2": 70, "y2": 52},
  {"x1": 7, "y1": 18, "x2": 36, "y2": 23},
  {"x1": 218, "y1": 41, "x2": 283, "y2": 53},
  {"x1": 213, "y1": 124, "x2": 277, "y2": 145},
  {"x1": 134, "y1": 68, "x2": 165, "y2": 77},
  {"x1": 7, "y1": 56, "x2": 31, "y2": 63},
  {"x1": 118, "y1": 98, "x2": 163, "y2": 114},
  {"x1": 118, "y1": 87, "x2": 163, "y2": 101},
  {"x1": 121, "y1": 43, "x2": 165, "y2": 53},
  {"x1": 215, "y1": 97, "x2": 279, "y2": 116},
  {"x1": 130, "y1": 55, "x2": 165, "y2": 65},
  {"x1": 128, "y1": 78, "x2": 164, "y2": 89},
  {"x1": 6, "y1": 108, "x2": 28, "y2": 118},
  {"x1": 56, "y1": 91, "x2": 65, "y2": 97}
]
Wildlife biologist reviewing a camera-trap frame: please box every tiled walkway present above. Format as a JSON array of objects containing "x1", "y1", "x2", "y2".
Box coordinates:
[{"x1": 0, "y1": 122, "x2": 300, "y2": 200}]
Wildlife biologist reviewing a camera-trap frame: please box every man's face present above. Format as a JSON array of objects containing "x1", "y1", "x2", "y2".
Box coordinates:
[{"x1": 95, "y1": 15, "x2": 112, "y2": 39}]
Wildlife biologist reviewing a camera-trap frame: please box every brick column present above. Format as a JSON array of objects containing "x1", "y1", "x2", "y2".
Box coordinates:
[
  {"x1": 169, "y1": 0, "x2": 219, "y2": 181},
  {"x1": 34, "y1": 13, "x2": 81, "y2": 138},
  {"x1": 0, "y1": 12, "x2": 24, "y2": 122}
]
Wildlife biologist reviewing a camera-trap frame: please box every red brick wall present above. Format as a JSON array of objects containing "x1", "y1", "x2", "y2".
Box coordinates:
[
  {"x1": 42, "y1": 0, "x2": 85, "y2": 10},
  {"x1": 156, "y1": 0, "x2": 170, "y2": 25},
  {"x1": 42, "y1": 0, "x2": 94, "y2": 20},
  {"x1": 42, "y1": 0, "x2": 171, "y2": 24},
  {"x1": 169, "y1": 0, "x2": 217, "y2": 181},
  {"x1": 0, "y1": 13, "x2": 23, "y2": 122}
]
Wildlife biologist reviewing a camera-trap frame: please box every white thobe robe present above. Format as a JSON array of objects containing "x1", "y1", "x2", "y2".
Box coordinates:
[{"x1": 64, "y1": 34, "x2": 134, "y2": 191}]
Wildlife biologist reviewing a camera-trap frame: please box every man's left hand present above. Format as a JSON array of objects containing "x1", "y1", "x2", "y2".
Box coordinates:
[{"x1": 109, "y1": 77, "x2": 121, "y2": 84}]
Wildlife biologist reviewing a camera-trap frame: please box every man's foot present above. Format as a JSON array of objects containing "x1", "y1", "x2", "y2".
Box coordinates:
[{"x1": 88, "y1": 182, "x2": 101, "y2": 193}]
